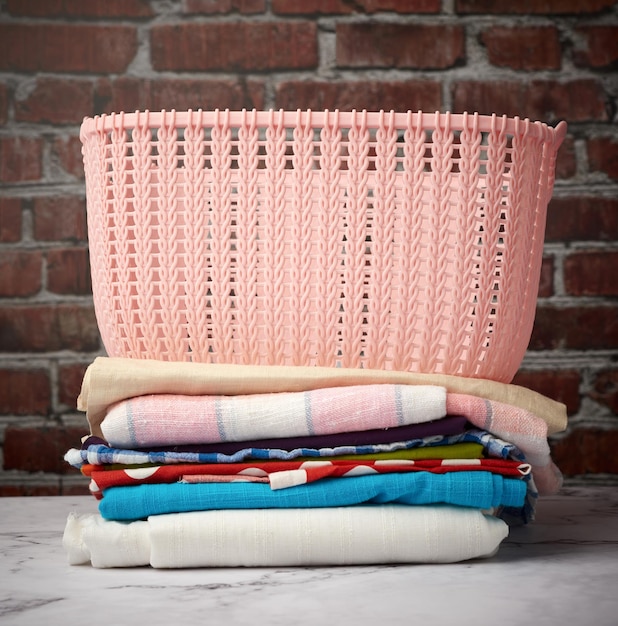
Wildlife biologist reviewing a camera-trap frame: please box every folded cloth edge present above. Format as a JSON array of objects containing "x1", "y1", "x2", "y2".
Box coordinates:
[{"x1": 78, "y1": 357, "x2": 568, "y2": 437}]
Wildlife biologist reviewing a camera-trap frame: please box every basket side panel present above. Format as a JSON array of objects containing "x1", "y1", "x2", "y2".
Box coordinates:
[{"x1": 84, "y1": 124, "x2": 123, "y2": 359}]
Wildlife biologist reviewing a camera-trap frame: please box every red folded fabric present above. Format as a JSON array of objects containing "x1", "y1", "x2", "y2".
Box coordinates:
[{"x1": 83, "y1": 457, "x2": 530, "y2": 499}]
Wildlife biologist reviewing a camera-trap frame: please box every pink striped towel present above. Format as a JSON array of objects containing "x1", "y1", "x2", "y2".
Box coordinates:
[{"x1": 101, "y1": 384, "x2": 447, "y2": 448}]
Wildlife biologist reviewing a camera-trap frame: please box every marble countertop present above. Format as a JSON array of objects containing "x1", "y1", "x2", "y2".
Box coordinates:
[{"x1": 2, "y1": 487, "x2": 618, "y2": 625}]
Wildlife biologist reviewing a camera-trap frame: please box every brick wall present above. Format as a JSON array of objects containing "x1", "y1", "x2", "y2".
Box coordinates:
[{"x1": 0, "y1": 0, "x2": 617, "y2": 495}]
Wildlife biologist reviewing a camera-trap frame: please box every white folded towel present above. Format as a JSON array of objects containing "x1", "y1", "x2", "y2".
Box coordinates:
[{"x1": 64, "y1": 505, "x2": 508, "y2": 568}]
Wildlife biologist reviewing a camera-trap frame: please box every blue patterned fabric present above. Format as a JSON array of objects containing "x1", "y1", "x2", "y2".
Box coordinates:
[
  {"x1": 64, "y1": 428, "x2": 524, "y2": 468},
  {"x1": 98, "y1": 471, "x2": 528, "y2": 521}
]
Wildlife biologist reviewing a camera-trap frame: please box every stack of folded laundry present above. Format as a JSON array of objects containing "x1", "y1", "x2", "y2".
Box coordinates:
[{"x1": 63, "y1": 357, "x2": 567, "y2": 568}]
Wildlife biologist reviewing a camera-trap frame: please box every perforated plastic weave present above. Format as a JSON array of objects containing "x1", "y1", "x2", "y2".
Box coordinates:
[{"x1": 81, "y1": 109, "x2": 566, "y2": 382}]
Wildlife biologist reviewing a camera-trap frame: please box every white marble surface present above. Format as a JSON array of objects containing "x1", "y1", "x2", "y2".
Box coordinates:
[{"x1": 1, "y1": 488, "x2": 618, "y2": 625}]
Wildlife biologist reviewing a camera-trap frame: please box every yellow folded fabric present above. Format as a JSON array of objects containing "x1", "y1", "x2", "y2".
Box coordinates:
[{"x1": 78, "y1": 357, "x2": 568, "y2": 438}]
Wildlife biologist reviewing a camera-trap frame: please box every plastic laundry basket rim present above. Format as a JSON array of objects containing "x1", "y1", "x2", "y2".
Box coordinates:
[{"x1": 80, "y1": 108, "x2": 568, "y2": 145}]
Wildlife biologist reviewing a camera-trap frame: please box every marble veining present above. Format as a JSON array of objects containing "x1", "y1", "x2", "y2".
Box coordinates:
[{"x1": 1, "y1": 488, "x2": 618, "y2": 625}]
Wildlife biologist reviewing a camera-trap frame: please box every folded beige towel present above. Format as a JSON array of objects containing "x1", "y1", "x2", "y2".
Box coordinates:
[{"x1": 78, "y1": 357, "x2": 568, "y2": 438}]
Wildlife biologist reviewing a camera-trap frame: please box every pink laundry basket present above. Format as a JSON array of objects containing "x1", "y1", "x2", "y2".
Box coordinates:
[{"x1": 80, "y1": 109, "x2": 566, "y2": 383}]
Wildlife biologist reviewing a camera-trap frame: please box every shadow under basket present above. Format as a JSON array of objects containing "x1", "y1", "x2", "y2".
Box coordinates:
[{"x1": 80, "y1": 109, "x2": 567, "y2": 383}]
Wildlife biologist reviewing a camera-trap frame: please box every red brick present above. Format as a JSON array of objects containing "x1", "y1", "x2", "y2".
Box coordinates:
[
  {"x1": 588, "y1": 137, "x2": 618, "y2": 180},
  {"x1": 276, "y1": 80, "x2": 442, "y2": 112},
  {"x1": 0, "y1": 304, "x2": 100, "y2": 353},
  {"x1": 46, "y1": 248, "x2": 92, "y2": 296},
  {"x1": 95, "y1": 77, "x2": 265, "y2": 115},
  {"x1": 530, "y1": 305, "x2": 618, "y2": 351},
  {"x1": 452, "y1": 79, "x2": 608, "y2": 123},
  {"x1": 555, "y1": 135, "x2": 576, "y2": 179},
  {"x1": 151, "y1": 22, "x2": 317, "y2": 72},
  {"x1": 0, "y1": 369, "x2": 51, "y2": 415},
  {"x1": 337, "y1": 23, "x2": 464, "y2": 69},
  {"x1": 0, "y1": 483, "x2": 61, "y2": 497},
  {"x1": 58, "y1": 363, "x2": 89, "y2": 408},
  {"x1": 0, "y1": 24, "x2": 137, "y2": 73},
  {"x1": 591, "y1": 369, "x2": 618, "y2": 414},
  {"x1": 550, "y1": 427, "x2": 618, "y2": 475},
  {"x1": 32, "y1": 196, "x2": 87, "y2": 242},
  {"x1": 546, "y1": 197, "x2": 618, "y2": 242},
  {"x1": 538, "y1": 256, "x2": 554, "y2": 298},
  {"x1": 512, "y1": 369, "x2": 580, "y2": 415},
  {"x1": 272, "y1": 0, "x2": 440, "y2": 13},
  {"x1": 0, "y1": 137, "x2": 43, "y2": 182},
  {"x1": 3, "y1": 426, "x2": 86, "y2": 473},
  {"x1": 0, "y1": 197, "x2": 22, "y2": 243},
  {"x1": 0, "y1": 251, "x2": 42, "y2": 297},
  {"x1": 574, "y1": 26, "x2": 618, "y2": 69},
  {"x1": 6, "y1": 0, "x2": 153, "y2": 17},
  {"x1": 61, "y1": 480, "x2": 91, "y2": 496},
  {"x1": 183, "y1": 0, "x2": 266, "y2": 13},
  {"x1": 481, "y1": 26, "x2": 561, "y2": 71},
  {"x1": 0, "y1": 82, "x2": 8, "y2": 126},
  {"x1": 456, "y1": 0, "x2": 615, "y2": 14},
  {"x1": 365, "y1": 0, "x2": 439, "y2": 9},
  {"x1": 564, "y1": 251, "x2": 618, "y2": 297},
  {"x1": 52, "y1": 135, "x2": 85, "y2": 180},
  {"x1": 15, "y1": 78, "x2": 94, "y2": 125}
]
